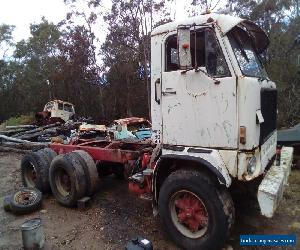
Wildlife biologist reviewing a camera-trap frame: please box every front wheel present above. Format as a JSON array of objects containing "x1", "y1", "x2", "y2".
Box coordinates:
[{"x1": 158, "y1": 170, "x2": 232, "y2": 250}]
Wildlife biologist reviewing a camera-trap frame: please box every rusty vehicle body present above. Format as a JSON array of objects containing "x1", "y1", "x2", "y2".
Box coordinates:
[
  {"x1": 112, "y1": 117, "x2": 152, "y2": 140},
  {"x1": 35, "y1": 100, "x2": 75, "y2": 125},
  {"x1": 50, "y1": 140, "x2": 152, "y2": 164}
]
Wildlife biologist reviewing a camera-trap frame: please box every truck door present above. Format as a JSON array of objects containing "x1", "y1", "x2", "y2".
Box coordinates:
[{"x1": 161, "y1": 28, "x2": 238, "y2": 148}]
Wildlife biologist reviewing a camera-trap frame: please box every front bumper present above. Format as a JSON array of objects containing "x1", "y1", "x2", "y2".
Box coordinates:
[{"x1": 257, "y1": 147, "x2": 294, "y2": 218}]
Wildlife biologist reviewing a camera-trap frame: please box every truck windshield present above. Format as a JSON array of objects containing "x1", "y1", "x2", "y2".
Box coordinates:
[
  {"x1": 64, "y1": 104, "x2": 73, "y2": 112},
  {"x1": 228, "y1": 27, "x2": 268, "y2": 79}
]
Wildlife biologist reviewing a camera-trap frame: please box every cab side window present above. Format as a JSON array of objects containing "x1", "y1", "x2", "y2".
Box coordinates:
[
  {"x1": 64, "y1": 104, "x2": 73, "y2": 112},
  {"x1": 58, "y1": 103, "x2": 63, "y2": 110},
  {"x1": 165, "y1": 29, "x2": 230, "y2": 77},
  {"x1": 205, "y1": 29, "x2": 230, "y2": 77},
  {"x1": 45, "y1": 103, "x2": 54, "y2": 110},
  {"x1": 165, "y1": 35, "x2": 179, "y2": 71}
]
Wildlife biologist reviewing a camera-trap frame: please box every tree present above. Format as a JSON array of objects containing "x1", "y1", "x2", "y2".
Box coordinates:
[
  {"x1": 266, "y1": 18, "x2": 300, "y2": 126},
  {"x1": 11, "y1": 19, "x2": 62, "y2": 114},
  {"x1": 0, "y1": 24, "x2": 15, "y2": 59},
  {"x1": 57, "y1": 1, "x2": 105, "y2": 119},
  {"x1": 231, "y1": 0, "x2": 293, "y2": 32},
  {"x1": 55, "y1": 24, "x2": 102, "y2": 118},
  {"x1": 101, "y1": 0, "x2": 171, "y2": 119}
]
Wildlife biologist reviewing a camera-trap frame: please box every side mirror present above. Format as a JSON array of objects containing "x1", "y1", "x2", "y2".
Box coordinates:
[{"x1": 177, "y1": 26, "x2": 192, "y2": 69}]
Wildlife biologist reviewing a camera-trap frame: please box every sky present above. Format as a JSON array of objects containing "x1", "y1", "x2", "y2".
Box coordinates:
[
  {"x1": 0, "y1": 0, "x2": 195, "y2": 42},
  {"x1": 0, "y1": 0, "x2": 69, "y2": 41},
  {"x1": 0, "y1": 0, "x2": 225, "y2": 61}
]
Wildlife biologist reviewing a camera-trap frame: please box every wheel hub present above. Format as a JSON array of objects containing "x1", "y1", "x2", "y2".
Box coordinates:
[
  {"x1": 55, "y1": 168, "x2": 71, "y2": 197},
  {"x1": 172, "y1": 191, "x2": 208, "y2": 234},
  {"x1": 15, "y1": 190, "x2": 37, "y2": 205}
]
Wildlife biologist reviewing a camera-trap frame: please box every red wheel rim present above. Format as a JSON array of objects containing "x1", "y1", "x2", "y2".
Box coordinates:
[{"x1": 170, "y1": 190, "x2": 209, "y2": 238}]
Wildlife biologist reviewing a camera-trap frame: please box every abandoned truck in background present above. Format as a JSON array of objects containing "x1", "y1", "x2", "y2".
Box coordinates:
[
  {"x1": 20, "y1": 13, "x2": 293, "y2": 250},
  {"x1": 35, "y1": 100, "x2": 75, "y2": 125}
]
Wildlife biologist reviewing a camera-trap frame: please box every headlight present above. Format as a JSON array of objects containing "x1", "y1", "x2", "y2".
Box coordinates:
[{"x1": 247, "y1": 156, "x2": 257, "y2": 175}]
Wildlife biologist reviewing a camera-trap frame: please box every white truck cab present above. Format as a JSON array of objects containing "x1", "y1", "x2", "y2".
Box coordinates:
[
  {"x1": 43, "y1": 100, "x2": 75, "y2": 122},
  {"x1": 150, "y1": 13, "x2": 293, "y2": 250}
]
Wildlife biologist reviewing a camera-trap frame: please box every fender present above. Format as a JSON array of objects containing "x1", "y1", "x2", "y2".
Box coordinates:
[{"x1": 152, "y1": 148, "x2": 232, "y2": 202}]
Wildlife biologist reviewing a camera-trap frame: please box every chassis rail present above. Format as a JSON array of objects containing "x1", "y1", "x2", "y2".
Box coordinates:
[{"x1": 50, "y1": 140, "x2": 154, "y2": 164}]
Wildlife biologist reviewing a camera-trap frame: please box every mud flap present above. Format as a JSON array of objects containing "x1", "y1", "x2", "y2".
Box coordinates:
[{"x1": 257, "y1": 147, "x2": 293, "y2": 218}]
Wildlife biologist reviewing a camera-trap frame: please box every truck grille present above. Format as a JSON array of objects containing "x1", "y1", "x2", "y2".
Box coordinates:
[{"x1": 260, "y1": 88, "x2": 277, "y2": 144}]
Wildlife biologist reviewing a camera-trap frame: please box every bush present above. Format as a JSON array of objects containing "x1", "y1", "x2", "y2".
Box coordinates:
[{"x1": 1, "y1": 113, "x2": 35, "y2": 127}]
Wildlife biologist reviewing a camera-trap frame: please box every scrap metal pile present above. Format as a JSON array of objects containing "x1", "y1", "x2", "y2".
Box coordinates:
[
  {"x1": 0, "y1": 122, "x2": 80, "y2": 153},
  {"x1": 0, "y1": 99, "x2": 152, "y2": 153},
  {"x1": 0, "y1": 117, "x2": 152, "y2": 153}
]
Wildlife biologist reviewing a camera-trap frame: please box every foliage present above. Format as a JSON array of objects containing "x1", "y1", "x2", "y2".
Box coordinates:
[
  {"x1": 0, "y1": 19, "x2": 62, "y2": 120},
  {"x1": 266, "y1": 17, "x2": 300, "y2": 126},
  {"x1": 100, "y1": 0, "x2": 171, "y2": 120},
  {"x1": 1, "y1": 113, "x2": 35, "y2": 127},
  {"x1": 0, "y1": 24, "x2": 15, "y2": 59}
]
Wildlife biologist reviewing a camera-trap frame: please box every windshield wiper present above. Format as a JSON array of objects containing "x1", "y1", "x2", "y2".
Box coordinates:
[
  {"x1": 258, "y1": 75, "x2": 270, "y2": 82},
  {"x1": 258, "y1": 77, "x2": 269, "y2": 82},
  {"x1": 181, "y1": 67, "x2": 194, "y2": 74}
]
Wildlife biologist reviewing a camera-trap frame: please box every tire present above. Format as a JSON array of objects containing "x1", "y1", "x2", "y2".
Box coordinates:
[
  {"x1": 10, "y1": 187, "x2": 42, "y2": 215},
  {"x1": 49, "y1": 154, "x2": 87, "y2": 207},
  {"x1": 21, "y1": 151, "x2": 51, "y2": 192},
  {"x1": 158, "y1": 170, "x2": 230, "y2": 250},
  {"x1": 3, "y1": 195, "x2": 12, "y2": 212},
  {"x1": 72, "y1": 150, "x2": 99, "y2": 196},
  {"x1": 42, "y1": 148, "x2": 57, "y2": 163},
  {"x1": 217, "y1": 186, "x2": 235, "y2": 232}
]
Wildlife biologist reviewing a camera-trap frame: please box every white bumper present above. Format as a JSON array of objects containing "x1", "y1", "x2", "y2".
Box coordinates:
[{"x1": 257, "y1": 147, "x2": 294, "y2": 218}]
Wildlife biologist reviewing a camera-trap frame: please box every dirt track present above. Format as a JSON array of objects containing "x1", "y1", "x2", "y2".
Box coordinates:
[{"x1": 0, "y1": 152, "x2": 300, "y2": 250}]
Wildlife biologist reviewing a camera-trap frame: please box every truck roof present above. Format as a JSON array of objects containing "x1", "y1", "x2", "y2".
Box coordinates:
[{"x1": 151, "y1": 13, "x2": 269, "y2": 53}]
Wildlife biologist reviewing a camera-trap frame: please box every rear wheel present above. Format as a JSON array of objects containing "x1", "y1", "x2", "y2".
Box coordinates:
[
  {"x1": 72, "y1": 150, "x2": 99, "y2": 196},
  {"x1": 158, "y1": 170, "x2": 232, "y2": 250},
  {"x1": 49, "y1": 154, "x2": 87, "y2": 207},
  {"x1": 21, "y1": 150, "x2": 52, "y2": 192},
  {"x1": 42, "y1": 148, "x2": 57, "y2": 163}
]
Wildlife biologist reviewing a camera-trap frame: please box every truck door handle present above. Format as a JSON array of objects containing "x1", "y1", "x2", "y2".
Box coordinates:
[
  {"x1": 155, "y1": 78, "x2": 160, "y2": 104},
  {"x1": 162, "y1": 90, "x2": 177, "y2": 95}
]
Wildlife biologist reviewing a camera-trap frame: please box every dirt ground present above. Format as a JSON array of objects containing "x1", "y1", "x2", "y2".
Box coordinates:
[{"x1": 0, "y1": 152, "x2": 300, "y2": 250}]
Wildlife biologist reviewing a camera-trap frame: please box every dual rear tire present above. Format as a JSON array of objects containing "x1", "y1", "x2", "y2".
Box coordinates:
[
  {"x1": 49, "y1": 150, "x2": 99, "y2": 206},
  {"x1": 21, "y1": 148, "x2": 57, "y2": 193},
  {"x1": 21, "y1": 149, "x2": 99, "y2": 207}
]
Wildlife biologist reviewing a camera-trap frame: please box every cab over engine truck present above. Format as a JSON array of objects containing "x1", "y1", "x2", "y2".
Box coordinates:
[
  {"x1": 20, "y1": 14, "x2": 294, "y2": 250},
  {"x1": 35, "y1": 100, "x2": 75, "y2": 125}
]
